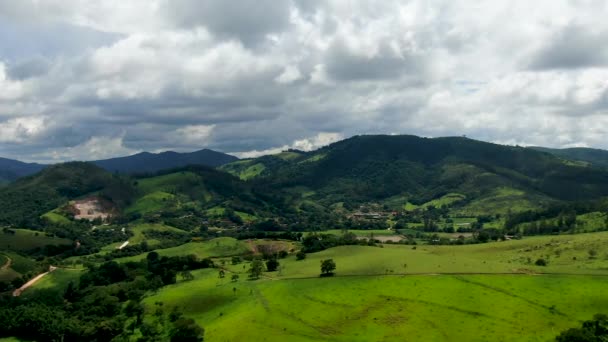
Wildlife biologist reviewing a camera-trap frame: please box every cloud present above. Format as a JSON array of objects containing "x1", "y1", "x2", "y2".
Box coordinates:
[
  {"x1": 1, "y1": 1, "x2": 608, "y2": 162},
  {"x1": 528, "y1": 25, "x2": 608, "y2": 70},
  {"x1": 164, "y1": 0, "x2": 292, "y2": 47},
  {"x1": 0, "y1": 117, "x2": 45, "y2": 143},
  {"x1": 234, "y1": 132, "x2": 343, "y2": 158}
]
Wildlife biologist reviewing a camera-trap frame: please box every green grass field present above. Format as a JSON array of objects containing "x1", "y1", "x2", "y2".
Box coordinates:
[
  {"x1": 41, "y1": 210, "x2": 71, "y2": 224},
  {"x1": 0, "y1": 229, "x2": 71, "y2": 251},
  {"x1": 129, "y1": 223, "x2": 187, "y2": 244},
  {"x1": 456, "y1": 187, "x2": 546, "y2": 216},
  {"x1": 125, "y1": 191, "x2": 176, "y2": 215},
  {"x1": 136, "y1": 232, "x2": 608, "y2": 341},
  {"x1": 116, "y1": 237, "x2": 251, "y2": 263},
  {"x1": 25, "y1": 268, "x2": 83, "y2": 296},
  {"x1": 146, "y1": 271, "x2": 608, "y2": 341},
  {"x1": 324, "y1": 229, "x2": 399, "y2": 237}
]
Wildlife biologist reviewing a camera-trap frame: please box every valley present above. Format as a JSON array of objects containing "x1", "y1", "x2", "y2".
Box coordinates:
[{"x1": 1, "y1": 135, "x2": 608, "y2": 341}]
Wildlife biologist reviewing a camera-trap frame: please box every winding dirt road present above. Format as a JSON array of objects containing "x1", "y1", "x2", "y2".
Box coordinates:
[{"x1": 0, "y1": 254, "x2": 11, "y2": 270}]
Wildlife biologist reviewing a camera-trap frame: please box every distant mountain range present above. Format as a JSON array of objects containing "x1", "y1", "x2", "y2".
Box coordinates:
[
  {"x1": 0, "y1": 149, "x2": 238, "y2": 183},
  {"x1": 4, "y1": 134, "x2": 608, "y2": 225},
  {"x1": 91, "y1": 149, "x2": 238, "y2": 174},
  {"x1": 0, "y1": 158, "x2": 46, "y2": 184}
]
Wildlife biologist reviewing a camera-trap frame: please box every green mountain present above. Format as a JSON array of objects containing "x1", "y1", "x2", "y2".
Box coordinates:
[
  {"x1": 92, "y1": 149, "x2": 238, "y2": 174},
  {"x1": 529, "y1": 146, "x2": 608, "y2": 168},
  {"x1": 222, "y1": 135, "x2": 608, "y2": 214},
  {"x1": 0, "y1": 162, "x2": 131, "y2": 226},
  {"x1": 0, "y1": 157, "x2": 46, "y2": 183}
]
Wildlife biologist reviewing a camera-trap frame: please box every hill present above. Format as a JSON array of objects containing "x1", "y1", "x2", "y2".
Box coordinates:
[
  {"x1": 222, "y1": 135, "x2": 608, "y2": 214},
  {"x1": 0, "y1": 162, "x2": 133, "y2": 226},
  {"x1": 92, "y1": 149, "x2": 238, "y2": 174},
  {"x1": 530, "y1": 146, "x2": 608, "y2": 168},
  {"x1": 0, "y1": 157, "x2": 45, "y2": 183}
]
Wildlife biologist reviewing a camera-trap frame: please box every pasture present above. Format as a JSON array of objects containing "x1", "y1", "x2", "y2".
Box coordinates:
[
  {"x1": 115, "y1": 237, "x2": 251, "y2": 263},
  {"x1": 147, "y1": 271, "x2": 608, "y2": 341},
  {"x1": 0, "y1": 229, "x2": 71, "y2": 251},
  {"x1": 139, "y1": 231, "x2": 608, "y2": 341},
  {"x1": 24, "y1": 268, "x2": 82, "y2": 296}
]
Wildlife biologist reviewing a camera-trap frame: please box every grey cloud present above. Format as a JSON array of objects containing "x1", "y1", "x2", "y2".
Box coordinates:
[
  {"x1": 528, "y1": 25, "x2": 608, "y2": 70},
  {"x1": 6, "y1": 56, "x2": 51, "y2": 80},
  {"x1": 325, "y1": 39, "x2": 427, "y2": 82},
  {"x1": 165, "y1": 0, "x2": 292, "y2": 47}
]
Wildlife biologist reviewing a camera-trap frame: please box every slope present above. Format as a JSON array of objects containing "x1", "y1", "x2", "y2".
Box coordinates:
[
  {"x1": 0, "y1": 157, "x2": 46, "y2": 183},
  {"x1": 238, "y1": 135, "x2": 608, "y2": 212},
  {"x1": 530, "y1": 146, "x2": 608, "y2": 168}
]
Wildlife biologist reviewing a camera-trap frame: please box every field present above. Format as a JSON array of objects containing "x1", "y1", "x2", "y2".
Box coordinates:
[
  {"x1": 0, "y1": 229, "x2": 71, "y2": 251},
  {"x1": 116, "y1": 237, "x2": 251, "y2": 263},
  {"x1": 137, "y1": 232, "x2": 608, "y2": 341},
  {"x1": 0, "y1": 251, "x2": 38, "y2": 282},
  {"x1": 41, "y1": 210, "x2": 71, "y2": 224},
  {"x1": 125, "y1": 191, "x2": 176, "y2": 215},
  {"x1": 147, "y1": 273, "x2": 608, "y2": 342},
  {"x1": 24, "y1": 268, "x2": 83, "y2": 296}
]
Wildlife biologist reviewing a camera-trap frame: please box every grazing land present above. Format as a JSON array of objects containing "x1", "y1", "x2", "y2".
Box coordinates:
[
  {"x1": 0, "y1": 229, "x2": 71, "y2": 251},
  {"x1": 143, "y1": 231, "x2": 608, "y2": 342}
]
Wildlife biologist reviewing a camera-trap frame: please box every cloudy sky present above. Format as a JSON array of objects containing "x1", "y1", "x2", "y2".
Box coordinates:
[{"x1": 1, "y1": 1, "x2": 608, "y2": 162}]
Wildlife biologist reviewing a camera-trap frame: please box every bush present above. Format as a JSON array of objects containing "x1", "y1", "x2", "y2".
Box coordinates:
[
  {"x1": 535, "y1": 258, "x2": 548, "y2": 266},
  {"x1": 296, "y1": 251, "x2": 306, "y2": 260}
]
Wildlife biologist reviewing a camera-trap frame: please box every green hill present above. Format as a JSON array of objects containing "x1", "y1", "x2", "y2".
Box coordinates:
[
  {"x1": 0, "y1": 162, "x2": 134, "y2": 226},
  {"x1": 530, "y1": 146, "x2": 608, "y2": 169},
  {"x1": 227, "y1": 135, "x2": 608, "y2": 214}
]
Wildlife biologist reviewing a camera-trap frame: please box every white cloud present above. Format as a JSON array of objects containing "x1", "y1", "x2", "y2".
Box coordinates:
[
  {"x1": 233, "y1": 132, "x2": 342, "y2": 158},
  {"x1": 45, "y1": 135, "x2": 139, "y2": 162},
  {"x1": 1, "y1": 1, "x2": 608, "y2": 161},
  {"x1": 0, "y1": 117, "x2": 45, "y2": 143}
]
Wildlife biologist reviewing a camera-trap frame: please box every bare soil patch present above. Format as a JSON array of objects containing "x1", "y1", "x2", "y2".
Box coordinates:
[{"x1": 68, "y1": 196, "x2": 116, "y2": 221}]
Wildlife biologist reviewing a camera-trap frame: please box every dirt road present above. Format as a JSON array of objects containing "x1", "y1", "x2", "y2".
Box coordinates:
[
  {"x1": 0, "y1": 254, "x2": 11, "y2": 270},
  {"x1": 12, "y1": 266, "x2": 57, "y2": 297}
]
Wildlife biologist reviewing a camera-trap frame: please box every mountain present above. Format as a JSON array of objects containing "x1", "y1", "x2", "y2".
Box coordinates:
[
  {"x1": 221, "y1": 135, "x2": 608, "y2": 215},
  {"x1": 529, "y1": 146, "x2": 608, "y2": 169},
  {"x1": 0, "y1": 157, "x2": 45, "y2": 183},
  {"x1": 92, "y1": 149, "x2": 238, "y2": 174}
]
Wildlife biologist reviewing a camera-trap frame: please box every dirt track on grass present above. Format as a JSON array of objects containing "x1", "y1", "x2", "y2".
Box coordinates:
[{"x1": 0, "y1": 254, "x2": 11, "y2": 270}]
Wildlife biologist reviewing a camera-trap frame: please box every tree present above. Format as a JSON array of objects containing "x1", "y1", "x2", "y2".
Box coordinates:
[
  {"x1": 248, "y1": 260, "x2": 264, "y2": 279},
  {"x1": 556, "y1": 314, "x2": 608, "y2": 341},
  {"x1": 266, "y1": 258, "x2": 279, "y2": 272},
  {"x1": 231, "y1": 274, "x2": 239, "y2": 282},
  {"x1": 320, "y1": 259, "x2": 336, "y2": 276},
  {"x1": 170, "y1": 318, "x2": 204, "y2": 342},
  {"x1": 218, "y1": 269, "x2": 225, "y2": 278},
  {"x1": 180, "y1": 270, "x2": 194, "y2": 281},
  {"x1": 296, "y1": 251, "x2": 306, "y2": 260}
]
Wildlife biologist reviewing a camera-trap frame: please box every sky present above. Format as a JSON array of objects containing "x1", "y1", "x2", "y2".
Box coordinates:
[{"x1": 1, "y1": 0, "x2": 608, "y2": 162}]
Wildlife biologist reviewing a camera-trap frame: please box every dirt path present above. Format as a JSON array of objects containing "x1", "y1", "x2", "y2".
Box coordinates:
[
  {"x1": 0, "y1": 254, "x2": 11, "y2": 270},
  {"x1": 12, "y1": 266, "x2": 57, "y2": 297}
]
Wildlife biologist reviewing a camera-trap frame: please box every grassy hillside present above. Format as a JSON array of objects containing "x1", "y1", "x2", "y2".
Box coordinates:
[
  {"x1": 0, "y1": 229, "x2": 71, "y2": 251},
  {"x1": 531, "y1": 146, "x2": 608, "y2": 168},
  {"x1": 227, "y1": 135, "x2": 608, "y2": 216},
  {"x1": 140, "y1": 232, "x2": 608, "y2": 342}
]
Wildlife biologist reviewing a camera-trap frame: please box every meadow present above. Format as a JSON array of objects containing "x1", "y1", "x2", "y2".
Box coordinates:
[
  {"x1": 0, "y1": 229, "x2": 71, "y2": 251},
  {"x1": 133, "y1": 232, "x2": 608, "y2": 341}
]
